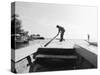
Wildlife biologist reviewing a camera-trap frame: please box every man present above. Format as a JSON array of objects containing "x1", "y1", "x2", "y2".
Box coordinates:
[
  {"x1": 88, "y1": 34, "x2": 90, "y2": 42},
  {"x1": 56, "y1": 25, "x2": 65, "y2": 42}
]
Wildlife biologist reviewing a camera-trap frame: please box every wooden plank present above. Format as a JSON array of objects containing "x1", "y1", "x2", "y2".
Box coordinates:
[
  {"x1": 12, "y1": 44, "x2": 41, "y2": 62},
  {"x1": 35, "y1": 54, "x2": 77, "y2": 59},
  {"x1": 75, "y1": 44, "x2": 97, "y2": 67}
]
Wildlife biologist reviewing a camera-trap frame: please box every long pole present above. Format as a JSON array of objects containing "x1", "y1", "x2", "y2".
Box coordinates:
[{"x1": 44, "y1": 34, "x2": 59, "y2": 47}]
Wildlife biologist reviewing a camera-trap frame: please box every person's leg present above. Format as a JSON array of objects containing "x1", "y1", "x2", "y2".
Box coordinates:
[{"x1": 60, "y1": 32, "x2": 64, "y2": 42}]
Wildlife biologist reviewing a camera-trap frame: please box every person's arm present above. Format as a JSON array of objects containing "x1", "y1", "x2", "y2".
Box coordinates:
[{"x1": 57, "y1": 29, "x2": 60, "y2": 35}]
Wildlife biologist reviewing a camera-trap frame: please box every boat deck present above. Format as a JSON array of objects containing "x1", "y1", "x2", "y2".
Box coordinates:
[{"x1": 11, "y1": 39, "x2": 97, "y2": 73}]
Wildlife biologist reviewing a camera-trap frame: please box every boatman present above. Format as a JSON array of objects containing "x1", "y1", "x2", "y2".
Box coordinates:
[{"x1": 56, "y1": 25, "x2": 65, "y2": 42}]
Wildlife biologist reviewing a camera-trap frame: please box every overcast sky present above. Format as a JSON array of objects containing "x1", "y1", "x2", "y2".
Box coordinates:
[{"x1": 15, "y1": 2, "x2": 97, "y2": 41}]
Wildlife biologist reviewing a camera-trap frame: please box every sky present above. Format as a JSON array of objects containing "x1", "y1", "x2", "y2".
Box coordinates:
[{"x1": 15, "y1": 2, "x2": 97, "y2": 41}]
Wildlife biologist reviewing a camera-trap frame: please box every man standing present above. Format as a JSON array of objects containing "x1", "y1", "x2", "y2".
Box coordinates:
[
  {"x1": 56, "y1": 25, "x2": 65, "y2": 42},
  {"x1": 88, "y1": 34, "x2": 90, "y2": 42}
]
